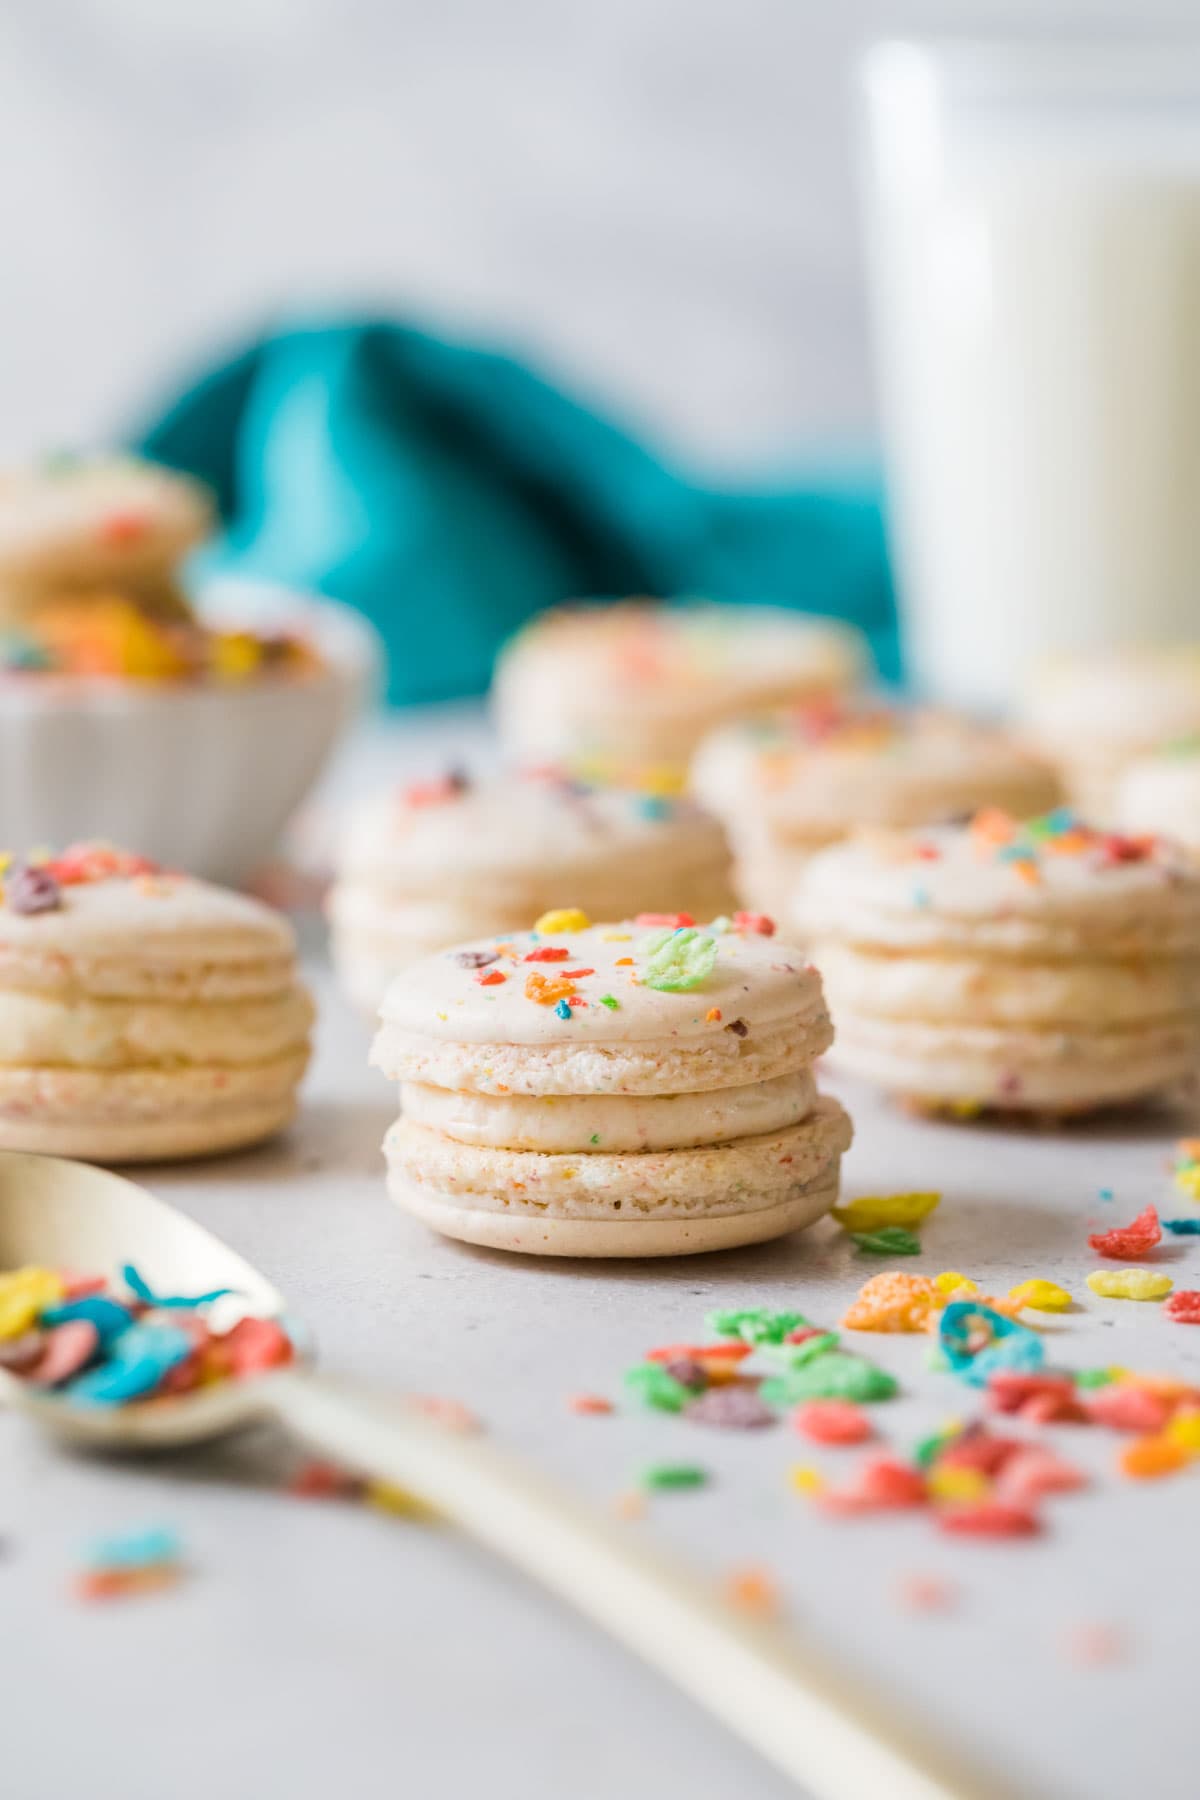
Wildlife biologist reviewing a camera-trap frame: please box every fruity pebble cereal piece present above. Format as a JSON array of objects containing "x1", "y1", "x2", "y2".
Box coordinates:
[{"x1": 842, "y1": 1272, "x2": 940, "y2": 1334}]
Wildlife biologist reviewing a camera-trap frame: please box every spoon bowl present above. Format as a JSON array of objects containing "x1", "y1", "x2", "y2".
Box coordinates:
[{"x1": 0, "y1": 1151, "x2": 288, "y2": 1450}]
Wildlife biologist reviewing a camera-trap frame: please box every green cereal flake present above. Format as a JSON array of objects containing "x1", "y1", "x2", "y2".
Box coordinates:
[
  {"x1": 706, "y1": 1307, "x2": 807, "y2": 1345},
  {"x1": 639, "y1": 1463, "x2": 709, "y2": 1492},
  {"x1": 638, "y1": 927, "x2": 718, "y2": 992},
  {"x1": 760, "y1": 1351, "x2": 898, "y2": 1406},
  {"x1": 624, "y1": 1364, "x2": 692, "y2": 1413},
  {"x1": 1074, "y1": 1367, "x2": 1117, "y2": 1390},
  {"x1": 589, "y1": 1133, "x2": 601, "y2": 1145},
  {"x1": 598, "y1": 994, "x2": 620, "y2": 1010},
  {"x1": 761, "y1": 1331, "x2": 839, "y2": 1370},
  {"x1": 852, "y1": 1226, "x2": 922, "y2": 1256},
  {"x1": 914, "y1": 1426, "x2": 960, "y2": 1467}
]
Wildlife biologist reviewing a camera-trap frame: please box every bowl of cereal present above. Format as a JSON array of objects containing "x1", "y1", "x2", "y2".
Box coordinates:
[{"x1": 0, "y1": 458, "x2": 377, "y2": 882}]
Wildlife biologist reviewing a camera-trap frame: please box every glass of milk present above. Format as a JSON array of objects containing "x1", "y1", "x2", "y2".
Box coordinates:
[{"x1": 860, "y1": 39, "x2": 1200, "y2": 712}]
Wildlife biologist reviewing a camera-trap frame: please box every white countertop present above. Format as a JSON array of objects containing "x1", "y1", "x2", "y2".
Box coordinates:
[
  {"x1": 2, "y1": 718, "x2": 1199, "y2": 1800},
  {"x1": 2, "y1": 972, "x2": 1198, "y2": 1800}
]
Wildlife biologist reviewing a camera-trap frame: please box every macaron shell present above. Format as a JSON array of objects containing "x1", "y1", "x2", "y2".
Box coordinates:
[
  {"x1": 0, "y1": 873, "x2": 297, "y2": 1000},
  {"x1": 377, "y1": 923, "x2": 821, "y2": 1048},
  {"x1": 387, "y1": 1163, "x2": 843, "y2": 1258}
]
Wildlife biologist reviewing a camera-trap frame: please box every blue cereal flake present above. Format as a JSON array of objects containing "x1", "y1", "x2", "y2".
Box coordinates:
[
  {"x1": 1163, "y1": 1217, "x2": 1200, "y2": 1235},
  {"x1": 65, "y1": 1322, "x2": 193, "y2": 1406},
  {"x1": 121, "y1": 1264, "x2": 235, "y2": 1310},
  {"x1": 84, "y1": 1525, "x2": 183, "y2": 1573},
  {"x1": 554, "y1": 997, "x2": 572, "y2": 1021},
  {"x1": 41, "y1": 1295, "x2": 133, "y2": 1345},
  {"x1": 938, "y1": 1301, "x2": 1044, "y2": 1388}
]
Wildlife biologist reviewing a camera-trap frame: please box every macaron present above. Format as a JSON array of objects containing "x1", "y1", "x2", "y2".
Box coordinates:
[
  {"x1": 797, "y1": 809, "x2": 1200, "y2": 1116},
  {"x1": 492, "y1": 600, "x2": 869, "y2": 769},
  {"x1": 328, "y1": 768, "x2": 737, "y2": 1012},
  {"x1": 1115, "y1": 741, "x2": 1200, "y2": 853},
  {"x1": 692, "y1": 702, "x2": 1060, "y2": 916},
  {"x1": 1024, "y1": 649, "x2": 1200, "y2": 822},
  {"x1": 372, "y1": 912, "x2": 851, "y2": 1256},
  {"x1": 0, "y1": 843, "x2": 312, "y2": 1159},
  {"x1": 0, "y1": 457, "x2": 211, "y2": 619}
]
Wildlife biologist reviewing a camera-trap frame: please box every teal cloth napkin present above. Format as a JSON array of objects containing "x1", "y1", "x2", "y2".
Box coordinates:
[{"x1": 136, "y1": 321, "x2": 896, "y2": 706}]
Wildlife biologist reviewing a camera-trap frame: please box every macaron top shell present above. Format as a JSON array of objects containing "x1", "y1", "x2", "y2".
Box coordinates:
[
  {"x1": 798, "y1": 814, "x2": 1200, "y2": 956},
  {"x1": 693, "y1": 704, "x2": 1058, "y2": 834},
  {"x1": 0, "y1": 853, "x2": 296, "y2": 999},
  {"x1": 493, "y1": 602, "x2": 869, "y2": 757},
  {"x1": 338, "y1": 774, "x2": 727, "y2": 895},
  {"x1": 0, "y1": 458, "x2": 213, "y2": 584},
  {"x1": 378, "y1": 919, "x2": 821, "y2": 1049}
]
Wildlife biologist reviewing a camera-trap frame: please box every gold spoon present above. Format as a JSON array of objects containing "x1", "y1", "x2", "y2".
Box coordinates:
[{"x1": 0, "y1": 1150, "x2": 1009, "y2": 1800}]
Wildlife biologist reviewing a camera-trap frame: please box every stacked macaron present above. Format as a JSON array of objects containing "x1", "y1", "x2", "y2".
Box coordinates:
[
  {"x1": 0, "y1": 843, "x2": 312, "y2": 1159},
  {"x1": 1024, "y1": 649, "x2": 1200, "y2": 822},
  {"x1": 492, "y1": 600, "x2": 869, "y2": 771},
  {"x1": 328, "y1": 768, "x2": 737, "y2": 1011},
  {"x1": 798, "y1": 810, "x2": 1200, "y2": 1116},
  {"x1": 0, "y1": 456, "x2": 211, "y2": 629},
  {"x1": 372, "y1": 909, "x2": 851, "y2": 1256},
  {"x1": 692, "y1": 702, "x2": 1060, "y2": 917}
]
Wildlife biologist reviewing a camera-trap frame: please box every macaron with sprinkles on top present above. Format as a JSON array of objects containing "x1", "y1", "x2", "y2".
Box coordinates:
[
  {"x1": 797, "y1": 809, "x2": 1200, "y2": 1116},
  {"x1": 371, "y1": 907, "x2": 851, "y2": 1257},
  {"x1": 0, "y1": 841, "x2": 313, "y2": 1160}
]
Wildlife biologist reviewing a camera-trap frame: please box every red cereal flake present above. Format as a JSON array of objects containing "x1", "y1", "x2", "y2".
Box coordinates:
[
  {"x1": 561, "y1": 968, "x2": 595, "y2": 978},
  {"x1": 936, "y1": 1501, "x2": 1040, "y2": 1538},
  {"x1": 732, "y1": 912, "x2": 775, "y2": 936},
  {"x1": 634, "y1": 912, "x2": 694, "y2": 928},
  {"x1": 792, "y1": 1400, "x2": 873, "y2": 1445},
  {"x1": 646, "y1": 1342, "x2": 752, "y2": 1365},
  {"x1": 986, "y1": 1371, "x2": 1079, "y2": 1415},
  {"x1": 568, "y1": 1393, "x2": 613, "y2": 1415},
  {"x1": 1088, "y1": 1205, "x2": 1162, "y2": 1261},
  {"x1": 219, "y1": 1316, "x2": 294, "y2": 1375},
  {"x1": 997, "y1": 1448, "x2": 1088, "y2": 1503},
  {"x1": 1164, "y1": 1289, "x2": 1200, "y2": 1324},
  {"x1": 96, "y1": 508, "x2": 149, "y2": 547},
  {"x1": 289, "y1": 1460, "x2": 361, "y2": 1499},
  {"x1": 524, "y1": 947, "x2": 572, "y2": 963},
  {"x1": 936, "y1": 1428, "x2": 1021, "y2": 1477},
  {"x1": 1084, "y1": 1383, "x2": 1173, "y2": 1433},
  {"x1": 820, "y1": 1457, "x2": 927, "y2": 1515}
]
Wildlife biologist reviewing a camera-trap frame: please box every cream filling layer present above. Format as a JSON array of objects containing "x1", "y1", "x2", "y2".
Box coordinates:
[
  {"x1": 0, "y1": 984, "x2": 313, "y2": 1068},
  {"x1": 400, "y1": 1068, "x2": 818, "y2": 1153}
]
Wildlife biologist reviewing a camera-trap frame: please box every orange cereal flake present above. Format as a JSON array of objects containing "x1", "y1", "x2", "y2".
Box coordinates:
[
  {"x1": 843, "y1": 1272, "x2": 940, "y2": 1334},
  {"x1": 524, "y1": 971, "x2": 576, "y2": 1005}
]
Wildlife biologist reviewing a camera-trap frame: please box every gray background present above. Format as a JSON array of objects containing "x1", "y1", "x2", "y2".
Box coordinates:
[{"x1": 0, "y1": 0, "x2": 1194, "y2": 466}]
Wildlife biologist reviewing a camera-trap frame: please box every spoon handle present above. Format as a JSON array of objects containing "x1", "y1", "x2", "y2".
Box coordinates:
[{"x1": 267, "y1": 1368, "x2": 1009, "y2": 1800}]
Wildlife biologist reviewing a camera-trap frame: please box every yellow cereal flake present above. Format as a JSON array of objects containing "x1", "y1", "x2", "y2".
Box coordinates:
[
  {"x1": 600, "y1": 931, "x2": 632, "y2": 942},
  {"x1": 533, "y1": 909, "x2": 590, "y2": 935},
  {"x1": 1008, "y1": 1278, "x2": 1073, "y2": 1313},
  {"x1": 831, "y1": 1191, "x2": 941, "y2": 1233},
  {"x1": 927, "y1": 1465, "x2": 990, "y2": 1504},
  {"x1": 364, "y1": 1480, "x2": 438, "y2": 1521},
  {"x1": 934, "y1": 1271, "x2": 978, "y2": 1296},
  {"x1": 1086, "y1": 1268, "x2": 1173, "y2": 1302},
  {"x1": 1165, "y1": 1409, "x2": 1200, "y2": 1455},
  {"x1": 0, "y1": 1266, "x2": 65, "y2": 1340},
  {"x1": 789, "y1": 1464, "x2": 825, "y2": 1497}
]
